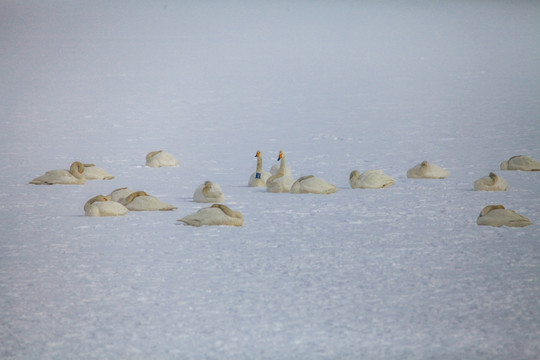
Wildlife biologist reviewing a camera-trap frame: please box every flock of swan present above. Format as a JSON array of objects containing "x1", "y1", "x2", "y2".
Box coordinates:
[{"x1": 29, "y1": 151, "x2": 539, "y2": 228}]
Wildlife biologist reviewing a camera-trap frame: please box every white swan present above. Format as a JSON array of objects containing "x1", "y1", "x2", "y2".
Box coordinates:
[
  {"x1": 82, "y1": 163, "x2": 115, "y2": 180},
  {"x1": 119, "y1": 191, "x2": 177, "y2": 211},
  {"x1": 476, "y1": 205, "x2": 533, "y2": 228},
  {"x1": 29, "y1": 161, "x2": 86, "y2": 185},
  {"x1": 349, "y1": 170, "x2": 395, "y2": 189},
  {"x1": 146, "y1": 150, "x2": 179, "y2": 168},
  {"x1": 500, "y1": 155, "x2": 540, "y2": 171},
  {"x1": 290, "y1": 175, "x2": 338, "y2": 194},
  {"x1": 84, "y1": 195, "x2": 129, "y2": 217},
  {"x1": 406, "y1": 161, "x2": 450, "y2": 179},
  {"x1": 108, "y1": 187, "x2": 135, "y2": 202},
  {"x1": 474, "y1": 172, "x2": 509, "y2": 191},
  {"x1": 248, "y1": 150, "x2": 272, "y2": 187},
  {"x1": 177, "y1": 204, "x2": 244, "y2": 227},
  {"x1": 266, "y1": 150, "x2": 294, "y2": 193},
  {"x1": 193, "y1": 181, "x2": 225, "y2": 203}
]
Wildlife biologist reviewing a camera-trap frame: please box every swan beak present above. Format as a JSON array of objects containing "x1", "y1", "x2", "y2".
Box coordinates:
[
  {"x1": 277, "y1": 153, "x2": 282, "y2": 161},
  {"x1": 255, "y1": 152, "x2": 260, "y2": 157}
]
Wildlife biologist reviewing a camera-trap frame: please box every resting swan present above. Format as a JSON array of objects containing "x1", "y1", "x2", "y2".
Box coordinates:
[
  {"x1": 108, "y1": 187, "x2": 135, "y2": 202},
  {"x1": 146, "y1": 150, "x2": 179, "y2": 168},
  {"x1": 476, "y1": 205, "x2": 533, "y2": 228},
  {"x1": 349, "y1": 170, "x2": 395, "y2": 189},
  {"x1": 82, "y1": 163, "x2": 114, "y2": 180},
  {"x1": 474, "y1": 172, "x2": 509, "y2": 191},
  {"x1": 119, "y1": 191, "x2": 177, "y2": 211},
  {"x1": 248, "y1": 150, "x2": 272, "y2": 187},
  {"x1": 84, "y1": 195, "x2": 129, "y2": 217},
  {"x1": 193, "y1": 181, "x2": 225, "y2": 203},
  {"x1": 406, "y1": 161, "x2": 449, "y2": 179},
  {"x1": 500, "y1": 155, "x2": 540, "y2": 171},
  {"x1": 177, "y1": 204, "x2": 244, "y2": 227},
  {"x1": 29, "y1": 161, "x2": 86, "y2": 185},
  {"x1": 290, "y1": 175, "x2": 338, "y2": 194},
  {"x1": 266, "y1": 150, "x2": 294, "y2": 193}
]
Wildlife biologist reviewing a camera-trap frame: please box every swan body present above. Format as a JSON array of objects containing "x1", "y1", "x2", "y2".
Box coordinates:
[
  {"x1": 84, "y1": 195, "x2": 129, "y2": 217},
  {"x1": 82, "y1": 163, "x2": 114, "y2": 180},
  {"x1": 476, "y1": 205, "x2": 533, "y2": 228},
  {"x1": 29, "y1": 161, "x2": 86, "y2": 185},
  {"x1": 500, "y1": 155, "x2": 540, "y2": 171},
  {"x1": 349, "y1": 170, "x2": 395, "y2": 189},
  {"x1": 406, "y1": 161, "x2": 449, "y2": 179},
  {"x1": 248, "y1": 150, "x2": 272, "y2": 187},
  {"x1": 290, "y1": 175, "x2": 338, "y2": 194},
  {"x1": 119, "y1": 191, "x2": 177, "y2": 211},
  {"x1": 178, "y1": 204, "x2": 244, "y2": 227},
  {"x1": 146, "y1": 150, "x2": 179, "y2": 168},
  {"x1": 193, "y1": 181, "x2": 225, "y2": 203},
  {"x1": 474, "y1": 172, "x2": 509, "y2": 191},
  {"x1": 266, "y1": 150, "x2": 294, "y2": 193},
  {"x1": 108, "y1": 187, "x2": 135, "y2": 202}
]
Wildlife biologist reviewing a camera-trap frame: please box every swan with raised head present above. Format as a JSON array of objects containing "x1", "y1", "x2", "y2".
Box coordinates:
[
  {"x1": 349, "y1": 170, "x2": 395, "y2": 189},
  {"x1": 29, "y1": 161, "x2": 86, "y2": 185},
  {"x1": 84, "y1": 195, "x2": 129, "y2": 217},
  {"x1": 177, "y1": 204, "x2": 244, "y2": 227},
  {"x1": 476, "y1": 205, "x2": 533, "y2": 227},
  {"x1": 266, "y1": 150, "x2": 294, "y2": 193},
  {"x1": 500, "y1": 155, "x2": 540, "y2": 171},
  {"x1": 119, "y1": 191, "x2": 177, "y2": 211},
  {"x1": 82, "y1": 163, "x2": 114, "y2": 180},
  {"x1": 145, "y1": 150, "x2": 179, "y2": 168},
  {"x1": 108, "y1": 187, "x2": 135, "y2": 202},
  {"x1": 290, "y1": 175, "x2": 338, "y2": 194},
  {"x1": 406, "y1": 161, "x2": 449, "y2": 179},
  {"x1": 270, "y1": 150, "x2": 292, "y2": 177},
  {"x1": 193, "y1": 181, "x2": 225, "y2": 203},
  {"x1": 474, "y1": 172, "x2": 509, "y2": 191},
  {"x1": 248, "y1": 150, "x2": 272, "y2": 187}
]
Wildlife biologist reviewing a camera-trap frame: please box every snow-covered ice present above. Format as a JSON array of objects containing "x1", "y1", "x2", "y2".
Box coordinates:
[{"x1": 1, "y1": 1, "x2": 539, "y2": 358}]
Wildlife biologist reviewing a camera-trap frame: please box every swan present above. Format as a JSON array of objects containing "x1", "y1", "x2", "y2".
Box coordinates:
[
  {"x1": 290, "y1": 175, "x2": 338, "y2": 194},
  {"x1": 84, "y1": 195, "x2": 129, "y2": 217},
  {"x1": 266, "y1": 150, "x2": 294, "y2": 193},
  {"x1": 146, "y1": 150, "x2": 179, "y2": 168},
  {"x1": 82, "y1": 163, "x2": 115, "y2": 180},
  {"x1": 177, "y1": 204, "x2": 244, "y2": 227},
  {"x1": 500, "y1": 155, "x2": 540, "y2": 171},
  {"x1": 108, "y1": 187, "x2": 135, "y2": 202},
  {"x1": 476, "y1": 205, "x2": 533, "y2": 228},
  {"x1": 119, "y1": 191, "x2": 177, "y2": 211},
  {"x1": 474, "y1": 172, "x2": 509, "y2": 191},
  {"x1": 248, "y1": 150, "x2": 272, "y2": 187},
  {"x1": 406, "y1": 161, "x2": 450, "y2": 179},
  {"x1": 349, "y1": 170, "x2": 395, "y2": 189},
  {"x1": 193, "y1": 181, "x2": 225, "y2": 203},
  {"x1": 29, "y1": 161, "x2": 86, "y2": 185}
]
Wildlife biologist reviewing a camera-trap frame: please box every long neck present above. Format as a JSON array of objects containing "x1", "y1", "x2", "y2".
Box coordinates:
[
  {"x1": 279, "y1": 155, "x2": 287, "y2": 174},
  {"x1": 256, "y1": 156, "x2": 263, "y2": 173},
  {"x1": 70, "y1": 162, "x2": 84, "y2": 179}
]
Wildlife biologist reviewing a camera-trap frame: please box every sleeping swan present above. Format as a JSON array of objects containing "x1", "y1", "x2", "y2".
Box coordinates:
[
  {"x1": 82, "y1": 163, "x2": 114, "y2": 180},
  {"x1": 84, "y1": 195, "x2": 129, "y2": 217},
  {"x1": 290, "y1": 175, "x2": 338, "y2": 194},
  {"x1": 500, "y1": 155, "x2": 540, "y2": 171},
  {"x1": 349, "y1": 170, "x2": 395, "y2": 189},
  {"x1": 119, "y1": 191, "x2": 177, "y2": 211},
  {"x1": 406, "y1": 161, "x2": 449, "y2": 179},
  {"x1": 474, "y1": 172, "x2": 509, "y2": 191},
  {"x1": 146, "y1": 150, "x2": 179, "y2": 168},
  {"x1": 108, "y1": 187, "x2": 135, "y2": 202},
  {"x1": 193, "y1": 181, "x2": 225, "y2": 203},
  {"x1": 476, "y1": 205, "x2": 533, "y2": 228},
  {"x1": 177, "y1": 204, "x2": 244, "y2": 227},
  {"x1": 266, "y1": 150, "x2": 294, "y2": 193},
  {"x1": 29, "y1": 161, "x2": 86, "y2": 185},
  {"x1": 248, "y1": 150, "x2": 272, "y2": 187}
]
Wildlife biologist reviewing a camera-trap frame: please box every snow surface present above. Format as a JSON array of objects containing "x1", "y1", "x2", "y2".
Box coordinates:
[{"x1": 1, "y1": 1, "x2": 540, "y2": 358}]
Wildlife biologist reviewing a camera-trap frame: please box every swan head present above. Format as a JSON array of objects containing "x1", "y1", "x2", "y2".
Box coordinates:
[
  {"x1": 277, "y1": 150, "x2": 285, "y2": 161},
  {"x1": 479, "y1": 204, "x2": 505, "y2": 217},
  {"x1": 349, "y1": 170, "x2": 360, "y2": 181},
  {"x1": 420, "y1": 160, "x2": 429, "y2": 167},
  {"x1": 255, "y1": 150, "x2": 262, "y2": 157},
  {"x1": 84, "y1": 195, "x2": 109, "y2": 210}
]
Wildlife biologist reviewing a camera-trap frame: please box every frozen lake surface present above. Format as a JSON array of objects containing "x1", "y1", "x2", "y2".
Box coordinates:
[{"x1": 1, "y1": 1, "x2": 539, "y2": 358}]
